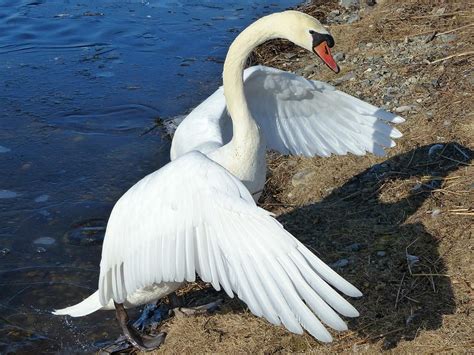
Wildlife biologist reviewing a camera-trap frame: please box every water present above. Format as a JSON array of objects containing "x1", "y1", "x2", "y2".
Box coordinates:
[{"x1": 0, "y1": 0, "x2": 299, "y2": 352}]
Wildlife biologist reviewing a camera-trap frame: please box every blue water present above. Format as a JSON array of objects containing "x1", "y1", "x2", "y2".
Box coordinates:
[{"x1": 0, "y1": 0, "x2": 300, "y2": 352}]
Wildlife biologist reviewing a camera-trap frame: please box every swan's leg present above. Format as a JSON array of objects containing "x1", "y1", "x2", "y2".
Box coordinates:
[
  {"x1": 114, "y1": 302, "x2": 166, "y2": 351},
  {"x1": 172, "y1": 299, "x2": 223, "y2": 318}
]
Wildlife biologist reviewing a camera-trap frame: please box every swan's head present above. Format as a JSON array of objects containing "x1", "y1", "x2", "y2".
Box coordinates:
[{"x1": 277, "y1": 11, "x2": 339, "y2": 73}]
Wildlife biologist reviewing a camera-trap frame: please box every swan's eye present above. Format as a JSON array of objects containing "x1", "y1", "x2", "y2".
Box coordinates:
[{"x1": 309, "y1": 30, "x2": 316, "y2": 35}]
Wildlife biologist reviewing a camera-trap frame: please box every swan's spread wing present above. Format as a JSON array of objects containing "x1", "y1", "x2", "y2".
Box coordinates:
[
  {"x1": 170, "y1": 88, "x2": 227, "y2": 160},
  {"x1": 244, "y1": 65, "x2": 404, "y2": 157},
  {"x1": 99, "y1": 151, "x2": 362, "y2": 342}
]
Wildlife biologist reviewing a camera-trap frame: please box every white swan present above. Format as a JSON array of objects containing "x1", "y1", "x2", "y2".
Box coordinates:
[
  {"x1": 171, "y1": 11, "x2": 404, "y2": 200},
  {"x1": 54, "y1": 10, "x2": 403, "y2": 350}
]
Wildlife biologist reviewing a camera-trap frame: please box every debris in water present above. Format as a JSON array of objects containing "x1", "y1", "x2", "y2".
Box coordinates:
[
  {"x1": 34, "y1": 194, "x2": 49, "y2": 203},
  {"x1": 33, "y1": 237, "x2": 56, "y2": 246},
  {"x1": 0, "y1": 190, "x2": 19, "y2": 199}
]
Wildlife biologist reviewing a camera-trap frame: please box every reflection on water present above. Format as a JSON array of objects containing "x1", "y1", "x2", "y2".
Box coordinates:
[{"x1": 0, "y1": 0, "x2": 299, "y2": 352}]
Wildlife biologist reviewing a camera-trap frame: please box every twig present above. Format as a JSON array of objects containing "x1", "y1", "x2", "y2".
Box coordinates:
[
  {"x1": 453, "y1": 144, "x2": 471, "y2": 160},
  {"x1": 428, "y1": 51, "x2": 474, "y2": 65},
  {"x1": 437, "y1": 23, "x2": 474, "y2": 36},
  {"x1": 394, "y1": 272, "x2": 405, "y2": 309},
  {"x1": 411, "y1": 11, "x2": 470, "y2": 20},
  {"x1": 439, "y1": 154, "x2": 472, "y2": 166},
  {"x1": 450, "y1": 212, "x2": 474, "y2": 216}
]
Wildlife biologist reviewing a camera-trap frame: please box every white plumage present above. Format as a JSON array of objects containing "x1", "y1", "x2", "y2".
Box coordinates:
[
  {"x1": 55, "y1": 152, "x2": 361, "y2": 342},
  {"x1": 171, "y1": 65, "x2": 404, "y2": 162}
]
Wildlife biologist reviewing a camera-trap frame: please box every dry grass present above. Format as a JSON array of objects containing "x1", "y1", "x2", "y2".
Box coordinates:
[{"x1": 143, "y1": 1, "x2": 474, "y2": 353}]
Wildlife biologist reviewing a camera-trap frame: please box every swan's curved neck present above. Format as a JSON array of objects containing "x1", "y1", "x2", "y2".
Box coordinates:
[{"x1": 222, "y1": 14, "x2": 281, "y2": 146}]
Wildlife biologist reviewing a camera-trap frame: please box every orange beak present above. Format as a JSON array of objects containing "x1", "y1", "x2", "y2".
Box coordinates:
[{"x1": 314, "y1": 41, "x2": 340, "y2": 73}]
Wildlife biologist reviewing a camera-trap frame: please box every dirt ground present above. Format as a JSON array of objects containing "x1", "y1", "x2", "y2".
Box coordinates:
[{"x1": 141, "y1": 1, "x2": 473, "y2": 353}]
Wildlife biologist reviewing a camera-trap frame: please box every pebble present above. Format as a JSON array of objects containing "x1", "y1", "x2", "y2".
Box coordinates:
[
  {"x1": 406, "y1": 254, "x2": 420, "y2": 266},
  {"x1": 339, "y1": 0, "x2": 359, "y2": 9},
  {"x1": 345, "y1": 243, "x2": 364, "y2": 252},
  {"x1": 291, "y1": 169, "x2": 315, "y2": 187},
  {"x1": 333, "y1": 52, "x2": 346, "y2": 62},
  {"x1": 394, "y1": 105, "x2": 412, "y2": 113},
  {"x1": 431, "y1": 209, "x2": 442, "y2": 218},
  {"x1": 346, "y1": 13, "x2": 360, "y2": 24},
  {"x1": 333, "y1": 71, "x2": 355, "y2": 86},
  {"x1": 376, "y1": 251, "x2": 386, "y2": 257},
  {"x1": 331, "y1": 258, "x2": 349, "y2": 268}
]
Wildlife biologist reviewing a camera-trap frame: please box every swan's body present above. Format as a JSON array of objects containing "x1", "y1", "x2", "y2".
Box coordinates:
[{"x1": 54, "y1": 11, "x2": 404, "y2": 345}]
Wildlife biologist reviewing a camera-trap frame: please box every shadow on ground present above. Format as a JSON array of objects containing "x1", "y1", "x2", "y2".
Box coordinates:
[{"x1": 158, "y1": 142, "x2": 471, "y2": 351}]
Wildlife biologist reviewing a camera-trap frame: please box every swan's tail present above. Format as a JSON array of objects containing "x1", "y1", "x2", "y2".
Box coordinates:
[{"x1": 52, "y1": 290, "x2": 104, "y2": 317}]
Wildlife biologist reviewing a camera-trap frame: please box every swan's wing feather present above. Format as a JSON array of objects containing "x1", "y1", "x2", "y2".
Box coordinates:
[
  {"x1": 244, "y1": 65, "x2": 404, "y2": 156},
  {"x1": 99, "y1": 151, "x2": 361, "y2": 342}
]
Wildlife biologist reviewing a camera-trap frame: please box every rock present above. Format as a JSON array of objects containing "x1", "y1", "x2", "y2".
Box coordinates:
[
  {"x1": 36, "y1": 247, "x2": 46, "y2": 253},
  {"x1": 333, "y1": 71, "x2": 355, "y2": 86},
  {"x1": 394, "y1": 105, "x2": 412, "y2": 113},
  {"x1": 406, "y1": 254, "x2": 420, "y2": 266},
  {"x1": 333, "y1": 52, "x2": 346, "y2": 62},
  {"x1": 331, "y1": 258, "x2": 349, "y2": 268},
  {"x1": 345, "y1": 243, "x2": 365, "y2": 252},
  {"x1": 339, "y1": 0, "x2": 359, "y2": 9},
  {"x1": 291, "y1": 169, "x2": 315, "y2": 187},
  {"x1": 346, "y1": 13, "x2": 360, "y2": 24},
  {"x1": 376, "y1": 251, "x2": 386, "y2": 257}
]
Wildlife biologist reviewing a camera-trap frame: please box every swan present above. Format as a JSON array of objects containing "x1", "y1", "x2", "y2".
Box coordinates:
[
  {"x1": 170, "y1": 11, "x2": 404, "y2": 201},
  {"x1": 53, "y1": 10, "x2": 404, "y2": 350}
]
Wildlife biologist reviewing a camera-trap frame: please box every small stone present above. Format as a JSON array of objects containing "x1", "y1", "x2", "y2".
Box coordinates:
[
  {"x1": 345, "y1": 243, "x2": 364, "y2": 252},
  {"x1": 339, "y1": 0, "x2": 359, "y2": 9},
  {"x1": 0, "y1": 248, "x2": 10, "y2": 256},
  {"x1": 333, "y1": 52, "x2": 346, "y2": 62},
  {"x1": 333, "y1": 72, "x2": 355, "y2": 86},
  {"x1": 331, "y1": 259, "x2": 349, "y2": 268},
  {"x1": 394, "y1": 105, "x2": 412, "y2": 113},
  {"x1": 36, "y1": 247, "x2": 47, "y2": 253},
  {"x1": 346, "y1": 13, "x2": 360, "y2": 24},
  {"x1": 291, "y1": 169, "x2": 315, "y2": 187},
  {"x1": 376, "y1": 251, "x2": 386, "y2": 257},
  {"x1": 406, "y1": 254, "x2": 419, "y2": 266}
]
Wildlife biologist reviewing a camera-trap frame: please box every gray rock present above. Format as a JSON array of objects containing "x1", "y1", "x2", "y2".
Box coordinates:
[
  {"x1": 291, "y1": 169, "x2": 316, "y2": 187},
  {"x1": 333, "y1": 52, "x2": 346, "y2": 62},
  {"x1": 331, "y1": 258, "x2": 349, "y2": 268},
  {"x1": 0, "y1": 248, "x2": 10, "y2": 256},
  {"x1": 345, "y1": 243, "x2": 365, "y2": 252},
  {"x1": 346, "y1": 13, "x2": 360, "y2": 24},
  {"x1": 394, "y1": 105, "x2": 412, "y2": 113},
  {"x1": 339, "y1": 0, "x2": 359, "y2": 9},
  {"x1": 333, "y1": 72, "x2": 355, "y2": 86}
]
